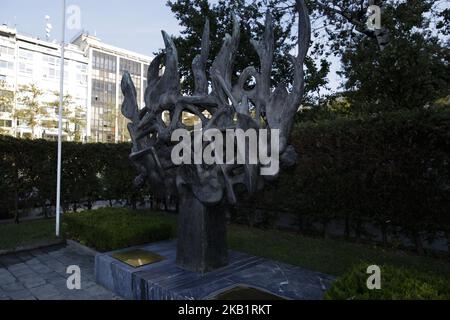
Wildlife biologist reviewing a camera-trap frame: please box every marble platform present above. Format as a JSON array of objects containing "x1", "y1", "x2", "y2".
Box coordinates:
[{"x1": 95, "y1": 240, "x2": 335, "y2": 300}]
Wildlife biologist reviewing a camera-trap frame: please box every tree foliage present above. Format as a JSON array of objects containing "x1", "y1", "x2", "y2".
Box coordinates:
[
  {"x1": 237, "y1": 108, "x2": 450, "y2": 252},
  {"x1": 165, "y1": 0, "x2": 449, "y2": 115},
  {"x1": 165, "y1": 0, "x2": 330, "y2": 97},
  {"x1": 339, "y1": 0, "x2": 450, "y2": 112},
  {"x1": 47, "y1": 91, "x2": 86, "y2": 142},
  {"x1": 15, "y1": 84, "x2": 46, "y2": 138}
]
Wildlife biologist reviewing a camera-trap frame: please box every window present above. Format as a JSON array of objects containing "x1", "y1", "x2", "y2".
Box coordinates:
[
  {"x1": 43, "y1": 54, "x2": 59, "y2": 66},
  {"x1": 0, "y1": 45, "x2": 14, "y2": 56},
  {"x1": 43, "y1": 133, "x2": 58, "y2": 141},
  {"x1": 0, "y1": 104, "x2": 12, "y2": 112},
  {"x1": 43, "y1": 67, "x2": 58, "y2": 79},
  {"x1": 91, "y1": 51, "x2": 118, "y2": 143},
  {"x1": 0, "y1": 60, "x2": 14, "y2": 70},
  {"x1": 0, "y1": 89, "x2": 14, "y2": 112},
  {"x1": 93, "y1": 51, "x2": 116, "y2": 72},
  {"x1": 0, "y1": 119, "x2": 12, "y2": 127},
  {"x1": 19, "y1": 62, "x2": 33, "y2": 75},
  {"x1": 76, "y1": 73, "x2": 87, "y2": 84},
  {"x1": 120, "y1": 58, "x2": 141, "y2": 76},
  {"x1": 76, "y1": 63, "x2": 88, "y2": 73},
  {"x1": 42, "y1": 120, "x2": 59, "y2": 129},
  {"x1": 19, "y1": 49, "x2": 33, "y2": 61}
]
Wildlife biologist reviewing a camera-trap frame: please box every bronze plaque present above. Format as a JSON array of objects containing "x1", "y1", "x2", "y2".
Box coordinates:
[
  {"x1": 111, "y1": 249, "x2": 165, "y2": 268},
  {"x1": 210, "y1": 285, "x2": 287, "y2": 300}
]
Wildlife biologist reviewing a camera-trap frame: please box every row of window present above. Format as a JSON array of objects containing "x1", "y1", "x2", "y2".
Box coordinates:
[
  {"x1": 19, "y1": 65, "x2": 87, "y2": 85},
  {"x1": 0, "y1": 105, "x2": 12, "y2": 112},
  {"x1": 19, "y1": 62, "x2": 33, "y2": 75},
  {"x1": 76, "y1": 63, "x2": 88, "y2": 73},
  {"x1": 120, "y1": 58, "x2": 141, "y2": 76},
  {"x1": 0, "y1": 45, "x2": 15, "y2": 56},
  {"x1": 91, "y1": 52, "x2": 117, "y2": 143},
  {"x1": 93, "y1": 51, "x2": 116, "y2": 72},
  {"x1": 0, "y1": 60, "x2": 14, "y2": 70},
  {"x1": 2, "y1": 62, "x2": 87, "y2": 86},
  {"x1": 19, "y1": 49, "x2": 33, "y2": 61},
  {"x1": 0, "y1": 119, "x2": 12, "y2": 127},
  {"x1": 42, "y1": 54, "x2": 71, "y2": 67}
]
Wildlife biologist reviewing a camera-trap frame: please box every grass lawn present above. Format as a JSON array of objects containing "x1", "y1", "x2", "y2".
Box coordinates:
[
  {"x1": 0, "y1": 218, "x2": 58, "y2": 251},
  {"x1": 1, "y1": 209, "x2": 449, "y2": 280},
  {"x1": 228, "y1": 225, "x2": 450, "y2": 278}
]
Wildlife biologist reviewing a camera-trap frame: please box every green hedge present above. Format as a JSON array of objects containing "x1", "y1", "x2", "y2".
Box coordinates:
[
  {"x1": 1, "y1": 108, "x2": 449, "y2": 251},
  {"x1": 325, "y1": 263, "x2": 450, "y2": 300},
  {"x1": 63, "y1": 208, "x2": 176, "y2": 251},
  {"x1": 237, "y1": 108, "x2": 450, "y2": 251},
  {"x1": 0, "y1": 137, "x2": 148, "y2": 220}
]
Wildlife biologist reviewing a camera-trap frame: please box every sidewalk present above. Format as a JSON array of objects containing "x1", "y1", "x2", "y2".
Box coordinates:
[{"x1": 0, "y1": 244, "x2": 121, "y2": 300}]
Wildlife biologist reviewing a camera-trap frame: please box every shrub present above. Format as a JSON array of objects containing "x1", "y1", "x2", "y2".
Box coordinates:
[
  {"x1": 238, "y1": 108, "x2": 450, "y2": 251},
  {"x1": 324, "y1": 263, "x2": 450, "y2": 300},
  {"x1": 0, "y1": 136, "x2": 154, "y2": 220},
  {"x1": 63, "y1": 208, "x2": 176, "y2": 251},
  {"x1": 1, "y1": 108, "x2": 449, "y2": 252}
]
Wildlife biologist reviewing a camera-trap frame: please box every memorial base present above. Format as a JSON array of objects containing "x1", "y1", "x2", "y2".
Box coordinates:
[{"x1": 95, "y1": 240, "x2": 335, "y2": 300}]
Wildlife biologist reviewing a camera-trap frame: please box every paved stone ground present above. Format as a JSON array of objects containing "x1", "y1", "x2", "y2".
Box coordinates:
[{"x1": 0, "y1": 244, "x2": 121, "y2": 300}]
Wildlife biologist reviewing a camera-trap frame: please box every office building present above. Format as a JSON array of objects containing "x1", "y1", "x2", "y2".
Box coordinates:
[{"x1": 0, "y1": 25, "x2": 151, "y2": 143}]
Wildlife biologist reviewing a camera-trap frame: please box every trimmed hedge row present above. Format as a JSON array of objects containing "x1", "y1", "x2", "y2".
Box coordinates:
[
  {"x1": 63, "y1": 208, "x2": 175, "y2": 251},
  {"x1": 236, "y1": 109, "x2": 450, "y2": 252},
  {"x1": 0, "y1": 137, "x2": 143, "y2": 221},
  {"x1": 324, "y1": 263, "x2": 450, "y2": 300},
  {"x1": 1, "y1": 108, "x2": 449, "y2": 252}
]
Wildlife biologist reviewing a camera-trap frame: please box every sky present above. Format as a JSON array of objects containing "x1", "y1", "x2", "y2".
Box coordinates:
[
  {"x1": 1, "y1": 0, "x2": 342, "y2": 92},
  {"x1": 1, "y1": 0, "x2": 182, "y2": 56}
]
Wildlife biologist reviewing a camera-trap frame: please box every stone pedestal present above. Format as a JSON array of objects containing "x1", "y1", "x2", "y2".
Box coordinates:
[
  {"x1": 95, "y1": 240, "x2": 335, "y2": 300},
  {"x1": 176, "y1": 194, "x2": 228, "y2": 273}
]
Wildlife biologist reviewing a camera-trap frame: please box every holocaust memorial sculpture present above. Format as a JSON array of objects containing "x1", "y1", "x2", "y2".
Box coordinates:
[{"x1": 120, "y1": 0, "x2": 311, "y2": 273}]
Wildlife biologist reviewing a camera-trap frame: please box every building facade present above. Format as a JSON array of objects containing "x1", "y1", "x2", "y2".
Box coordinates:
[
  {"x1": 0, "y1": 25, "x2": 151, "y2": 143},
  {"x1": 72, "y1": 33, "x2": 150, "y2": 143}
]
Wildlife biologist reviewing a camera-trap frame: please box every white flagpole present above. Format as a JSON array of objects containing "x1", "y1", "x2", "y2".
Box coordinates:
[{"x1": 56, "y1": 0, "x2": 67, "y2": 237}]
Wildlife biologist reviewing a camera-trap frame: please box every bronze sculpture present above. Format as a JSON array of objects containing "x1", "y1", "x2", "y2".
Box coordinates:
[{"x1": 121, "y1": 0, "x2": 311, "y2": 272}]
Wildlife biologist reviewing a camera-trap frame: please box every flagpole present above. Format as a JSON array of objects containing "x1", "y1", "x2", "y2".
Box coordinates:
[{"x1": 56, "y1": 0, "x2": 66, "y2": 237}]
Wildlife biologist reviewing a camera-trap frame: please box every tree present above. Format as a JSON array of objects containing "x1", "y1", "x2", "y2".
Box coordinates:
[
  {"x1": 15, "y1": 84, "x2": 46, "y2": 139},
  {"x1": 303, "y1": 57, "x2": 330, "y2": 106},
  {"x1": 299, "y1": 1, "x2": 447, "y2": 52},
  {"x1": 167, "y1": 0, "x2": 448, "y2": 114},
  {"x1": 166, "y1": 0, "x2": 330, "y2": 97},
  {"x1": 339, "y1": 1, "x2": 450, "y2": 112},
  {"x1": 0, "y1": 80, "x2": 14, "y2": 113},
  {"x1": 281, "y1": 0, "x2": 449, "y2": 113},
  {"x1": 47, "y1": 91, "x2": 86, "y2": 141},
  {"x1": 0, "y1": 80, "x2": 15, "y2": 136}
]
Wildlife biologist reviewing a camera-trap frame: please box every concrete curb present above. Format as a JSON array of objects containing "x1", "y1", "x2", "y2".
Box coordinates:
[
  {"x1": 0, "y1": 239, "x2": 66, "y2": 256},
  {"x1": 66, "y1": 239, "x2": 99, "y2": 256}
]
